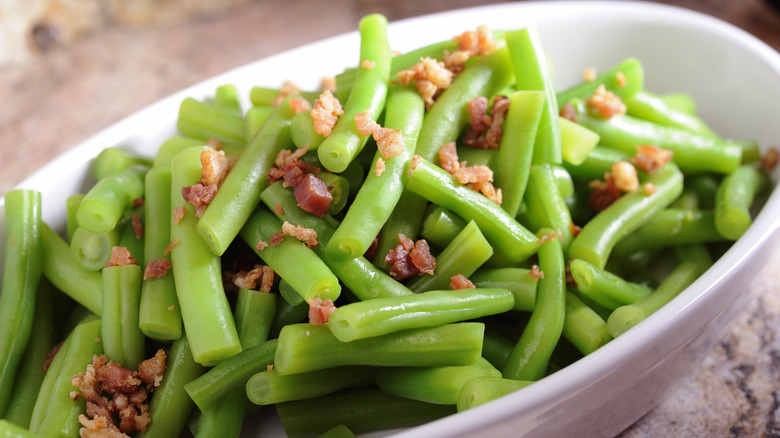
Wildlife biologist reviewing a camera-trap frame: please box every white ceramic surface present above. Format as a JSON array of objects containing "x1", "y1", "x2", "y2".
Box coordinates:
[{"x1": 3, "y1": 1, "x2": 780, "y2": 437}]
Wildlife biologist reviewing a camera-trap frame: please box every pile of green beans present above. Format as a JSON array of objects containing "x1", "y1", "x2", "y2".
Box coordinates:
[{"x1": 0, "y1": 13, "x2": 773, "y2": 438}]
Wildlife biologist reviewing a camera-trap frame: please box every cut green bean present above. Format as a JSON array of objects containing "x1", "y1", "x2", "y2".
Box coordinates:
[
  {"x1": 275, "y1": 323, "x2": 484, "y2": 375},
  {"x1": 177, "y1": 97, "x2": 246, "y2": 146},
  {"x1": 249, "y1": 86, "x2": 318, "y2": 107},
  {"x1": 563, "y1": 290, "x2": 611, "y2": 355},
  {"x1": 66, "y1": 194, "x2": 85, "y2": 242},
  {"x1": 235, "y1": 288, "x2": 277, "y2": 349},
  {"x1": 246, "y1": 105, "x2": 275, "y2": 143},
  {"x1": 214, "y1": 84, "x2": 242, "y2": 114},
  {"x1": 481, "y1": 331, "x2": 516, "y2": 371},
  {"x1": 290, "y1": 110, "x2": 325, "y2": 150},
  {"x1": 456, "y1": 377, "x2": 533, "y2": 411},
  {"x1": 270, "y1": 296, "x2": 310, "y2": 339},
  {"x1": 371, "y1": 190, "x2": 427, "y2": 272},
  {"x1": 420, "y1": 205, "x2": 468, "y2": 249},
  {"x1": 328, "y1": 288, "x2": 512, "y2": 342},
  {"x1": 522, "y1": 164, "x2": 575, "y2": 249},
  {"x1": 659, "y1": 92, "x2": 697, "y2": 114},
  {"x1": 470, "y1": 267, "x2": 537, "y2": 312},
  {"x1": 279, "y1": 278, "x2": 304, "y2": 305},
  {"x1": 246, "y1": 366, "x2": 376, "y2": 405},
  {"x1": 69, "y1": 226, "x2": 121, "y2": 271},
  {"x1": 714, "y1": 164, "x2": 768, "y2": 240},
  {"x1": 153, "y1": 136, "x2": 207, "y2": 168},
  {"x1": 569, "y1": 259, "x2": 651, "y2": 310},
  {"x1": 92, "y1": 147, "x2": 152, "y2": 180},
  {"x1": 102, "y1": 263, "x2": 145, "y2": 368},
  {"x1": 170, "y1": 146, "x2": 240, "y2": 366},
  {"x1": 317, "y1": 171, "x2": 351, "y2": 216},
  {"x1": 0, "y1": 419, "x2": 40, "y2": 437},
  {"x1": 612, "y1": 208, "x2": 726, "y2": 256},
  {"x1": 563, "y1": 145, "x2": 629, "y2": 181},
  {"x1": 559, "y1": 116, "x2": 600, "y2": 166},
  {"x1": 624, "y1": 90, "x2": 717, "y2": 138},
  {"x1": 76, "y1": 165, "x2": 146, "y2": 234}
]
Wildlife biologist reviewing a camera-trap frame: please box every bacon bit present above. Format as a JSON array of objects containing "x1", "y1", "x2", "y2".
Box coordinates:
[
  {"x1": 444, "y1": 26, "x2": 496, "y2": 73},
  {"x1": 408, "y1": 155, "x2": 423, "y2": 175},
  {"x1": 409, "y1": 239, "x2": 436, "y2": 275},
  {"x1": 143, "y1": 259, "x2": 172, "y2": 280},
  {"x1": 385, "y1": 245, "x2": 418, "y2": 280},
  {"x1": 360, "y1": 59, "x2": 376, "y2": 69},
  {"x1": 396, "y1": 57, "x2": 454, "y2": 108},
  {"x1": 172, "y1": 207, "x2": 186, "y2": 225},
  {"x1": 583, "y1": 67, "x2": 597, "y2": 82},
  {"x1": 437, "y1": 143, "x2": 501, "y2": 204},
  {"x1": 95, "y1": 337, "x2": 101, "y2": 342},
  {"x1": 438, "y1": 142, "x2": 461, "y2": 174},
  {"x1": 463, "y1": 95, "x2": 510, "y2": 150},
  {"x1": 200, "y1": 148, "x2": 231, "y2": 187},
  {"x1": 643, "y1": 182, "x2": 658, "y2": 195},
  {"x1": 206, "y1": 137, "x2": 222, "y2": 150},
  {"x1": 631, "y1": 145, "x2": 674, "y2": 174},
  {"x1": 364, "y1": 235, "x2": 380, "y2": 260},
  {"x1": 164, "y1": 239, "x2": 178, "y2": 255},
  {"x1": 588, "y1": 173, "x2": 622, "y2": 211},
  {"x1": 399, "y1": 233, "x2": 415, "y2": 251},
  {"x1": 294, "y1": 174, "x2": 333, "y2": 218},
  {"x1": 311, "y1": 90, "x2": 344, "y2": 137},
  {"x1": 181, "y1": 183, "x2": 218, "y2": 218},
  {"x1": 269, "y1": 232, "x2": 285, "y2": 246},
  {"x1": 105, "y1": 247, "x2": 137, "y2": 268},
  {"x1": 132, "y1": 198, "x2": 145, "y2": 207},
  {"x1": 450, "y1": 274, "x2": 475, "y2": 290},
  {"x1": 131, "y1": 213, "x2": 143, "y2": 239},
  {"x1": 268, "y1": 146, "x2": 317, "y2": 187},
  {"x1": 529, "y1": 265, "x2": 544, "y2": 280},
  {"x1": 282, "y1": 221, "x2": 319, "y2": 248},
  {"x1": 78, "y1": 415, "x2": 125, "y2": 437},
  {"x1": 375, "y1": 157, "x2": 386, "y2": 177},
  {"x1": 570, "y1": 222, "x2": 582, "y2": 237},
  {"x1": 138, "y1": 350, "x2": 167, "y2": 389},
  {"x1": 289, "y1": 97, "x2": 312, "y2": 115},
  {"x1": 255, "y1": 240, "x2": 268, "y2": 252},
  {"x1": 274, "y1": 203, "x2": 285, "y2": 215},
  {"x1": 168, "y1": 305, "x2": 174, "y2": 311},
  {"x1": 762, "y1": 147, "x2": 779, "y2": 172},
  {"x1": 275, "y1": 146, "x2": 309, "y2": 168},
  {"x1": 373, "y1": 127, "x2": 405, "y2": 160},
  {"x1": 232, "y1": 265, "x2": 274, "y2": 291},
  {"x1": 272, "y1": 81, "x2": 301, "y2": 107},
  {"x1": 615, "y1": 71, "x2": 627, "y2": 88},
  {"x1": 586, "y1": 84, "x2": 626, "y2": 119},
  {"x1": 44, "y1": 341, "x2": 65, "y2": 371},
  {"x1": 259, "y1": 266, "x2": 275, "y2": 293},
  {"x1": 560, "y1": 102, "x2": 578, "y2": 122},
  {"x1": 536, "y1": 232, "x2": 562, "y2": 246},
  {"x1": 471, "y1": 181, "x2": 503, "y2": 205},
  {"x1": 282, "y1": 167, "x2": 306, "y2": 189},
  {"x1": 308, "y1": 298, "x2": 337, "y2": 325},
  {"x1": 455, "y1": 165, "x2": 493, "y2": 185},
  {"x1": 611, "y1": 161, "x2": 639, "y2": 192},
  {"x1": 321, "y1": 76, "x2": 337, "y2": 93}
]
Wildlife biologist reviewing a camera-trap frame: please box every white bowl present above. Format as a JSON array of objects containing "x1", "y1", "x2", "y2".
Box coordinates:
[{"x1": 3, "y1": 1, "x2": 780, "y2": 437}]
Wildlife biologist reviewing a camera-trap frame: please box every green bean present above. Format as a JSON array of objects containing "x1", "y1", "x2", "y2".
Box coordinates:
[
  {"x1": 671, "y1": 187, "x2": 699, "y2": 210},
  {"x1": 139, "y1": 166, "x2": 182, "y2": 341},
  {"x1": 563, "y1": 290, "x2": 611, "y2": 355},
  {"x1": 406, "y1": 221, "x2": 494, "y2": 293},
  {"x1": 420, "y1": 205, "x2": 468, "y2": 249},
  {"x1": 659, "y1": 92, "x2": 697, "y2": 114},
  {"x1": 456, "y1": 377, "x2": 533, "y2": 411},
  {"x1": 214, "y1": 84, "x2": 242, "y2": 114},
  {"x1": 170, "y1": 146, "x2": 240, "y2": 366},
  {"x1": 69, "y1": 226, "x2": 121, "y2": 271},
  {"x1": 119, "y1": 207, "x2": 144, "y2": 262},
  {"x1": 261, "y1": 181, "x2": 415, "y2": 300},
  {"x1": 481, "y1": 331, "x2": 516, "y2": 371},
  {"x1": 239, "y1": 207, "x2": 340, "y2": 302},
  {"x1": 76, "y1": 165, "x2": 146, "y2": 234},
  {"x1": 139, "y1": 335, "x2": 207, "y2": 438},
  {"x1": 624, "y1": 90, "x2": 718, "y2": 137},
  {"x1": 290, "y1": 110, "x2": 325, "y2": 150},
  {"x1": 41, "y1": 222, "x2": 102, "y2": 314},
  {"x1": 235, "y1": 288, "x2": 277, "y2": 349},
  {"x1": 491, "y1": 90, "x2": 546, "y2": 217},
  {"x1": 102, "y1": 263, "x2": 145, "y2": 368},
  {"x1": 177, "y1": 97, "x2": 246, "y2": 146},
  {"x1": 30, "y1": 317, "x2": 102, "y2": 438},
  {"x1": 196, "y1": 96, "x2": 296, "y2": 256},
  {"x1": 415, "y1": 46, "x2": 514, "y2": 162},
  {"x1": 327, "y1": 85, "x2": 424, "y2": 260},
  {"x1": 249, "y1": 86, "x2": 319, "y2": 107},
  {"x1": 317, "y1": 171, "x2": 351, "y2": 216},
  {"x1": 246, "y1": 366, "x2": 376, "y2": 405},
  {"x1": 568, "y1": 163, "x2": 684, "y2": 269},
  {"x1": 328, "y1": 288, "x2": 512, "y2": 342},
  {"x1": 183, "y1": 339, "x2": 277, "y2": 412},
  {"x1": 371, "y1": 191, "x2": 427, "y2": 272},
  {"x1": 612, "y1": 208, "x2": 726, "y2": 256},
  {"x1": 737, "y1": 139, "x2": 762, "y2": 163},
  {"x1": 569, "y1": 259, "x2": 651, "y2": 310},
  {"x1": 503, "y1": 228, "x2": 565, "y2": 381},
  {"x1": 318, "y1": 425, "x2": 355, "y2": 438},
  {"x1": 714, "y1": 164, "x2": 768, "y2": 240},
  {"x1": 318, "y1": 14, "x2": 391, "y2": 172},
  {"x1": 689, "y1": 173, "x2": 721, "y2": 210},
  {"x1": 279, "y1": 278, "x2": 304, "y2": 305},
  {"x1": 0, "y1": 419, "x2": 39, "y2": 437},
  {"x1": 556, "y1": 58, "x2": 643, "y2": 105},
  {"x1": 406, "y1": 158, "x2": 538, "y2": 263},
  {"x1": 559, "y1": 116, "x2": 600, "y2": 166},
  {"x1": 506, "y1": 27, "x2": 561, "y2": 165},
  {"x1": 563, "y1": 145, "x2": 629, "y2": 181},
  {"x1": 65, "y1": 194, "x2": 85, "y2": 242},
  {"x1": 153, "y1": 136, "x2": 207, "y2": 167},
  {"x1": 376, "y1": 358, "x2": 501, "y2": 405},
  {"x1": 193, "y1": 388, "x2": 244, "y2": 438},
  {"x1": 276, "y1": 388, "x2": 456, "y2": 438},
  {"x1": 522, "y1": 164, "x2": 575, "y2": 249},
  {"x1": 0, "y1": 190, "x2": 42, "y2": 417},
  {"x1": 245, "y1": 105, "x2": 274, "y2": 144},
  {"x1": 470, "y1": 267, "x2": 537, "y2": 312},
  {"x1": 608, "y1": 260, "x2": 709, "y2": 337},
  {"x1": 275, "y1": 323, "x2": 484, "y2": 375},
  {"x1": 270, "y1": 296, "x2": 309, "y2": 339},
  {"x1": 92, "y1": 147, "x2": 152, "y2": 180}
]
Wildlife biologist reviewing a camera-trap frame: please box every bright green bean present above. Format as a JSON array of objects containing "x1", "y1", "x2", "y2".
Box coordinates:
[
  {"x1": 92, "y1": 147, "x2": 152, "y2": 181},
  {"x1": 246, "y1": 105, "x2": 275, "y2": 143},
  {"x1": 235, "y1": 288, "x2": 277, "y2": 349},
  {"x1": 153, "y1": 136, "x2": 207, "y2": 167},
  {"x1": 66, "y1": 194, "x2": 84, "y2": 242},
  {"x1": 76, "y1": 165, "x2": 146, "y2": 234},
  {"x1": 563, "y1": 290, "x2": 612, "y2": 355},
  {"x1": 246, "y1": 366, "x2": 376, "y2": 405},
  {"x1": 41, "y1": 223, "x2": 102, "y2": 314},
  {"x1": 481, "y1": 331, "x2": 516, "y2": 371},
  {"x1": 522, "y1": 164, "x2": 575, "y2": 249},
  {"x1": 456, "y1": 377, "x2": 533, "y2": 412},
  {"x1": 569, "y1": 259, "x2": 651, "y2": 310},
  {"x1": 563, "y1": 145, "x2": 629, "y2": 181},
  {"x1": 317, "y1": 171, "x2": 351, "y2": 216},
  {"x1": 624, "y1": 90, "x2": 717, "y2": 137},
  {"x1": 177, "y1": 97, "x2": 246, "y2": 146},
  {"x1": 556, "y1": 58, "x2": 643, "y2": 105},
  {"x1": 214, "y1": 84, "x2": 242, "y2": 114},
  {"x1": 102, "y1": 263, "x2": 145, "y2": 368},
  {"x1": 69, "y1": 226, "x2": 121, "y2": 271},
  {"x1": 714, "y1": 164, "x2": 768, "y2": 240},
  {"x1": 371, "y1": 190, "x2": 427, "y2": 272},
  {"x1": 470, "y1": 267, "x2": 537, "y2": 312},
  {"x1": 559, "y1": 116, "x2": 600, "y2": 166},
  {"x1": 290, "y1": 110, "x2": 325, "y2": 150},
  {"x1": 612, "y1": 208, "x2": 726, "y2": 256},
  {"x1": 420, "y1": 205, "x2": 468, "y2": 249},
  {"x1": 0, "y1": 419, "x2": 39, "y2": 437}
]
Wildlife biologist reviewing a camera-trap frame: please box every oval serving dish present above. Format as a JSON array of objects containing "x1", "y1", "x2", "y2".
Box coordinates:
[{"x1": 3, "y1": 2, "x2": 780, "y2": 437}]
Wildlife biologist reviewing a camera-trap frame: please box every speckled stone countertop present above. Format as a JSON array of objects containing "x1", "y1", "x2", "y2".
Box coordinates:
[{"x1": 2, "y1": 0, "x2": 780, "y2": 436}]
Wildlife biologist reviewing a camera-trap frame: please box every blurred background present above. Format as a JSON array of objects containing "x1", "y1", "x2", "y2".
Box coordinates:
[{"x1": 0, "y1": 1, "x2": 779, "y2": 435}]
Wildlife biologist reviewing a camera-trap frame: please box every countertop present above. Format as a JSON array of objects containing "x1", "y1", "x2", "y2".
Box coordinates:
[{"x1": 2, "y1": 0, "x2": 780, "y2": 436}]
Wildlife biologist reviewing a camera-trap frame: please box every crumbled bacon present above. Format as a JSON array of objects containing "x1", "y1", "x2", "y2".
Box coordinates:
[
  {"x1": 463, "y1": 95, "x2": 510, "y2": 150},
  {"x1": 436, "y1": 143, "x2": 501, "y2": 205},
  {"x1": 181, "y1": 183, "x2": 218, "y2": 218},
  {"x1": 282, "y1": 166, "x2": 306, "y2": 188},
  {"x1": 536, "y1": 231, "x2": 562, "y2": 246},
  {"x1": 311, "y1": 90, "x2": 343, "y2": 137},
  {"x1": 385, "y1": 244, "x2": 418, "y2": 280},
  {"x1": 529, "y1": 265, "x2": 544, "y2": 280},
  {"x1": 289, "y1": 97, "x2": 312, "y2": 115},
  {"x1": 611, "y1": 161, "x2": 639, "y2": 192},
  {"x1": 364, "y1": 235, "x2": 380, "y2": 260},
  {"x1": 131, "y1": 213, "x2": 143, "y2": 240},
  {"x1": 105, "y1": 247, "x2": 137, "y2": 268},
  {"x1": 385, "y1": 234, "x2": 436, "y2": 279},
  {"x1": 444, "y1": 25, "x2": 496, "y2": 73},
  {"x1": 450, "y1": 274, "x2": 475, "y2": 290},
  {"x1": 282, "y1": 221, "x2": 319, "y2": 248},
  {"x1": 294, "y1": 174, "x2": 333, "y2": 218},
  {"x1": 438, "y1": 142, "x2": 461, "y2": 174},
  {"x1": 200, "y1": 148, "x2": 231, "y2": 187},
  {"x1": 206, "y1": 137, "x2": 222, "y2": 150},
  {"x1": 588, "y1": 173, "x2": 622, "y2": 211},
  {"x1": 354, "y1": 111, "x2": 405, "y2": 159},
  {"x1": 143, "y1": 259, "x2": 171, "y2": 280},
  {"x1": 321, "y1": 76, "x2": 337, "y2": 93},
  {"x1": 132, "y1": 198, "x2": 144, "y2": 207},
  {"x1": 396, "y1": 57, "x2": 454, "y2": 108},
  {"x1": 643, "y1": 182, "x2": 657, "y2": 195},
  {"x1": 272, "y1": 81, "x2": 301, "y2": 107},
  {"x1": 255, "y1": 240, "x2": 268, "y2": 252},
  {"x1": 232, "y1": 265, "x2": 274, "y2": 292},
  {"x1": 360, "y1": 59, "x2": 376, "y2": 69},
  {"x1": 472, "y1": 181, "x2": 503, "y2": 205},
  {"x1": 762, "y1": 147, "x2": 779, "y2": 172},
  {"x1": 71, "y1": 351, "x2": 166, "y2": 436},
  {"x1": 631, "y1": 145, "x2": 674, "y2": 174},
  {"x1": 164, "y1": 239, "x2": 178, "y2": 255},
  {"x1": 586, "y1": 84, "x2": 626, "y2": 119},
  {"x1": 375, "y1": 157, "x2": 386, "y2": 177},
  {"x1": 408, "y1": 155, "x2": 423, "y2": 174},
  {"x1": 410, "y1": 240, "x2": 435, "y2": 275},
  {"x1": 455, "y1": 164, "x2": 493, "y2": 185},
  {"x1": 267, "y1": 146, "x2": 317, "y2": 187},
  {"x1": 274, "y1": 203, "x2": 285, "y2": 215},
  {"x1": 583, "y1": 67, "x2": 597, "y2": 82},
  {"x1": 269, "y1": 232, "x2": 285, "y2": 246},
  {"x1": 615, "y1": 71, "x2": 627, "y2": 88},
  {"x1": 570, "y1": 222, "x2": 582, "y2": 237},
  {"x1": 172, "y1": 207, "x2": 186, "y2": 225},
  {"x1": 308, "y1": 298, "x2": 337, "y2": 325},
  {"x1": 355, "y1": 111, "x2": 380, "y2": 136},
  {"x1": 559, "y1": 102, "x2": 578, "y2": 122},
  {"x1": 399, "y1": 233, "x2": 415, "y2": 251}
]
